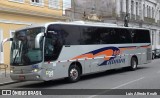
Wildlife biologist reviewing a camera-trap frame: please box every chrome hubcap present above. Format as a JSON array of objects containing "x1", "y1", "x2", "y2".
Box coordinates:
[
  {"x1": 133, "y1": 60, "x2": 137, "y2": 69},
  {"x1": 70, "y1": 68, "x2": 78, "y2": 80}
]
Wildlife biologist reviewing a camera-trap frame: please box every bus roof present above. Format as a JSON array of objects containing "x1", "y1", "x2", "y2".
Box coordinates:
[
  {"x1": 16, "y1": 21, "x2": 150, "y2": 31},
  {"x1": 44, "y1": 21, "x2": 150, "y2": 30}
]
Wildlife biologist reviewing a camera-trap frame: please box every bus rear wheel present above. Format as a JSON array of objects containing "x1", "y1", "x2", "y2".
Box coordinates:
[
  {"x1": 68, "y1": 64, "x2": 81, "y2": 83},
  {"x1": 129, "y1": 57, "x2": 138, "y2": 71},
  {"x1": 152, "y1": 53, "x2": 155, "y2": 60}
]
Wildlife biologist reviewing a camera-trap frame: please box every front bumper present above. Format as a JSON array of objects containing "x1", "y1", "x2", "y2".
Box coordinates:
[{"x1": 10, "y1": 73, "x2": 43, "y2": 81}]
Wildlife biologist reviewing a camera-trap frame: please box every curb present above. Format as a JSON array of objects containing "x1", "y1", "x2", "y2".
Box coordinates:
[{"x1": 0, "y1": 81, "x2": 21, "y2": 86}]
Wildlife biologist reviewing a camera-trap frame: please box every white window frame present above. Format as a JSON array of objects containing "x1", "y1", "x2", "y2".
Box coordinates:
[
  {"x1": 9, "y1": 0, "x2": 24, "y2": 3},
  {"x1": 30, "y1": 0, "x2": 44, "y2": 7},
  {"x1": 49, "y1": 0, "x2": 61, "y2": 9},
  {"x1": 0, "y1": 29, "x2": 4, "y2": 63}
]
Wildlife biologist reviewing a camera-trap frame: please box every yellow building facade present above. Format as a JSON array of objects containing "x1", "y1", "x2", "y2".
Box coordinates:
[{"x1": 0, "y1": 0, "x2": 66, "y2": 66}]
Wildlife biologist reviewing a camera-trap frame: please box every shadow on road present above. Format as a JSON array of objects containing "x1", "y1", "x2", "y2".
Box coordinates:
[{"x1": 17, "y1": 66, "x2": 149, "y2": 88}]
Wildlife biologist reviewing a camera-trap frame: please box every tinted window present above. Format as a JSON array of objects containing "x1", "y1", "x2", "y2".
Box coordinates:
[
  {"x1": 131, "y1": 29, "x2": 150, "y2": 43},
  {"x1": 81, "y1": 27, "x2": 102, "y2": 44},
  {"x1": 47, "y1": 24, "x2": 150, "y2": 46},
  {"x1": 101, "y1": 28, "x2": 119, "y2": 44},
  {"x1": 60, "y1": 25, "x2": 81, "y2": 45},
  {"x1": 81, "y1": 27, "x2": 118, "y2": 44},
  {"x1": 45, "y1": 25, "x2": 64, "y2": 61},
  {"x1": 115, "y1": 29, "x2": 132, "y2": 43}
]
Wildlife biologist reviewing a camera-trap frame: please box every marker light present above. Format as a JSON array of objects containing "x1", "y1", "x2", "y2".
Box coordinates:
[{"x1": 33, "y1": 69, "x2": 39, "y2": 72}]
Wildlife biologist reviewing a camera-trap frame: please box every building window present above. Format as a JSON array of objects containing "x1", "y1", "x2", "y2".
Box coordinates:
[
  {"x1": 159, "y1": 32, "x2": 160, "y2": 45},
  {"x1": 49, "y1": 0, "x2": 60, "y2": 9},
  {"x1": 152, "y1": 7, "x2": 154, "y2": 18},
  {"x1": 31, "y1": 0, "x2": 40, "y2": 3},
  {"x1": 152, "y1": 31, "x2": 154, "y2": 45},
  {"x1": 120, "y1": 0, "x2": 123, "y2": 12},
  {"x1": 159, "y1": 10, "x2": 160, "y2": 20},
  {"x1": 30, "y1": 0, "x2": 44, "y2": 6},
  {"x1": 9, "y1": 0, "x2": 24, "y2": 3},
  {"x1": 136, "y1": 2, "x2": 138, "y2": 16},
  {"x1": 143, "y1": 4, "x2": 145, "y2": 17},
  {"x1": 158, "y1": 31, "x2": 160, "y2": 45},
  {"x1": 147, "y1": 5, "x2": 149, "y2": 17},
  {"x1": 131, "y1": 0, "x2": 134, "y2": 15},
  {"x1": 149, "y1": 6, "x2": 151, "y2": 18}
]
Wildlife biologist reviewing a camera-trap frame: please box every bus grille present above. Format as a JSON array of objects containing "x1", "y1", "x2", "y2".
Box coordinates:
[{"x1": 13, "y1": 69, "x2": 32, "y2": 74}]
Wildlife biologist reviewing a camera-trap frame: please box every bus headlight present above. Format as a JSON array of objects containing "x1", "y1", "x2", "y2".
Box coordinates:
[
  {"x1": 36, "y1": 75, "x2": 40, "y2": 79},
  {"x1": 32, "y1": 69, "x2": 39, "y2": 72}
]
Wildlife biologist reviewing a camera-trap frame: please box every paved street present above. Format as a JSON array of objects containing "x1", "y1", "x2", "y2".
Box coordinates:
[{"x1": 1, "y1": 59, "x2": 160, "y2": 98}]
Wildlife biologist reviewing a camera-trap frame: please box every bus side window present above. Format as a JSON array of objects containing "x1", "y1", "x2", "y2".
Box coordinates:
[
  {"x1": 132, "y1": 30, "x2": 150, "y2": 43},
  {"x1": 109, "y1": 29, "x2": 117, "y2": 44},
  {"x1": 104, "y1": 28, "x2": 117, "y2": 44},
  {"x1": 117, "y1": 29, "x2": 132, "y2": 44},
  {"x1": 44, "y1": 31, "x2": 63, "y2": 61}
]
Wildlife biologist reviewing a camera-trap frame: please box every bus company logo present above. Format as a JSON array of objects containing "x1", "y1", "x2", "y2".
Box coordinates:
[
  {"x1": 32, "y1": 65, "x2": 39, "y2": 69},
  {"x1": 2, "y1": 90, "x2": 12, "y2": 95},
  {"x1": 71, "y1": 46, "x2": 121, "y2": 61}
]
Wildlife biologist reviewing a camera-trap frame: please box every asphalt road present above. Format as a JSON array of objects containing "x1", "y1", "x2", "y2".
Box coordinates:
[{"x1": 1, "y1": 59, "x2": 160, "y2": 98}]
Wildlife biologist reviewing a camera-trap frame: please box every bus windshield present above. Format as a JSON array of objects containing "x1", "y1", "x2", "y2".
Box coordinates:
[{"x1": 10, "y1": 27, "x2": 45, "y2": 66}]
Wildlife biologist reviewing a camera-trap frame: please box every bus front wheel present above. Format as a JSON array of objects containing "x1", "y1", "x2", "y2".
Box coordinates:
[
  {"x1": 129, "y1": 57, "x2": 138, "y2": 71},
  {"x1": 68, "y1": 64, "x2": 81, "y2": 83}
]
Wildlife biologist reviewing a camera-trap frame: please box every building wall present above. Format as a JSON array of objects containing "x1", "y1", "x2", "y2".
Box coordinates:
[
  {"x1": 117, "y1": 0, "x2": 160, "y2": 50},
  {"x1": 116, "y1": 0, "x2": 160, "y2": 50},
  {"x1": 0, "y1": 0, "x2": 63, "y2": 16},
  {"x1": 0, "y1": 0, "x2": 66, "y2": 66},
  {"x1": 66, "y1": 0, "x2": 116, "y2": 21},
  {"x1": 66, "y1": 0, "x2": 160, "y2": 50}
]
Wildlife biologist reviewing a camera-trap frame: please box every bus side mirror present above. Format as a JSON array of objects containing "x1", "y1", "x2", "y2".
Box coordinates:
[
  {"x1": 1, "y1": 38, "x2": 13, "y2": 52},
  {"x1": 35, "y1": 32, "x2": 44, "y2": 48}
]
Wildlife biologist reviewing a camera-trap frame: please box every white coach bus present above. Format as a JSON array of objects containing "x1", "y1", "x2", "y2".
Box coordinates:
[{"x1": 1, "y1": 21, "x2": 151, "y2": 82}]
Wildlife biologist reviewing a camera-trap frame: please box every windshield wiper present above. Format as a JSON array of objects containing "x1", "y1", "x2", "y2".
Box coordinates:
[
  {"x1": 13, "y1": 43, "x2": 22, "y2": 65},
  {"x1": 13, "y1": 50, "x2": 19, "y2": 64}
]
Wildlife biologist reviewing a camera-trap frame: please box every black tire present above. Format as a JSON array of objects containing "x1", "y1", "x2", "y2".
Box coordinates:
[
  {"x1": 68, "y1": 64, "x2": 81, "y2": 83},
  {"x1": 152, "y1": 53, "x2": 155, "y2": 60},
  {"x1": 129, "y1": 57, "x2": 138, "y2": 71}
]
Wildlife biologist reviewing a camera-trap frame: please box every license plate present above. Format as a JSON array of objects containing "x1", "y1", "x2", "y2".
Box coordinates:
[{"x1": 19, "y1": 76, "x2": 25, "y2": 80}]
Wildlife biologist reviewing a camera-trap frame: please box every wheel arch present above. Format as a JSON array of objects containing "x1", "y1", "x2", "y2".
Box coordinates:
[
  {"x1": 132, "y1": 55, "x2": 138, "y2": 65},
  {"x1": 70, "y1": 61, "x2": 83, "y2": 75}
]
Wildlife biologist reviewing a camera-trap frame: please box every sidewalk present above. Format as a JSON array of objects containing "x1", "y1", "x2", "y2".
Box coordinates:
[{"x1": 0, "y1": 70, "x2": 19, "y2": 86}]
